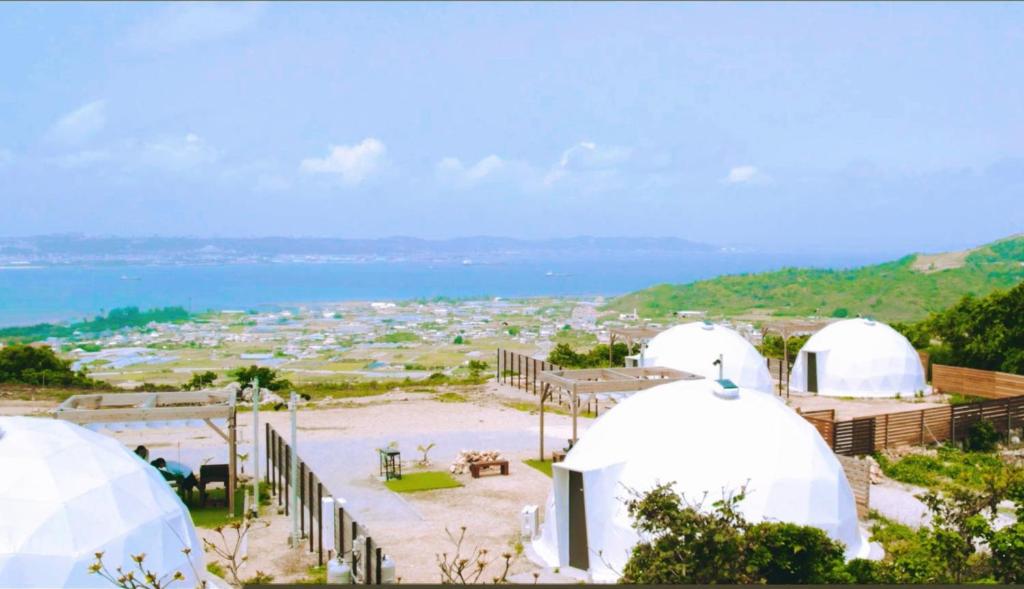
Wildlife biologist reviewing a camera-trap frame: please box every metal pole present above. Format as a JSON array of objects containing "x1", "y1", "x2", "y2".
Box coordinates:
[
  {"x1": 251, "y1": 377, "x2": 260, "y2": 515},
  {"x1": 289, "y1": 391, "x2": 300, "y2": 547}
]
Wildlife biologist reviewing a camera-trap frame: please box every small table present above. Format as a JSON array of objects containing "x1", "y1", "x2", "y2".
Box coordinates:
[
  {"x1": 552, "y1": 451, "x2": 566, "y2": 463},
  {"x1": 379, "y1": 448, "x2": 402, "y2": 481}
]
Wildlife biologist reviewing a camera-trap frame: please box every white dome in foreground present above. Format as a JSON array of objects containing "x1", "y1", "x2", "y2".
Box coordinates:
[
  {"x1": 642, "y1": 322, "x2": 774, "y2": 391},
  {"x1": 0, "y1": 417, "x2": 205, "y2": 588},
  {"x1": 532, "y1": 380, "x2": 868, "y2": 582},
  {"x1": 790, "y1": 318, "x2": 928, "y2": 398}
]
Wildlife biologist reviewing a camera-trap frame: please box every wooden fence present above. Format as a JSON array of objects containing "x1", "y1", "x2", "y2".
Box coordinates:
[
  {"x1": 266, "y1": 424, "x2": 386, "y2": 583},
  {"x1": 803, "y1": 385, "x2": 1024, "y2": 456},
  {"x1": 932, "y1": 364, "x2": 1024, "y2": 399}
]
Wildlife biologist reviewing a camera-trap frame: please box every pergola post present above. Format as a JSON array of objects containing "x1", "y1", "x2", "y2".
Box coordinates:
[
  {"x1": 571, "y1": 383, "x2": 578, "y2": 444},
  {"x1": 251, "y1": 377, "x2": 260, "y2": 515},
  {"x1": 539, "y1": 383, "x2": 547, "y2": 461},
  {"x1": 228, "y1": 404, "x2": 237, "y2": 516}
]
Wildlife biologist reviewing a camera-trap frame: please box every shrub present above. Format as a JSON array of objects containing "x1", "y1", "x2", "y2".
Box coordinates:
[{"x1": 966, "y1": 419, "x2": 1000, "y2": 452}]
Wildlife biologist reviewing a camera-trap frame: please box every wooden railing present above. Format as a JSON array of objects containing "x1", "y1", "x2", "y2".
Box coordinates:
[
  {"x1": 496, "y1": 349, "x2": 560, "y2": 395},
  {"x1": 266, "y1": 425, "x2": 386, "y2": 582}
]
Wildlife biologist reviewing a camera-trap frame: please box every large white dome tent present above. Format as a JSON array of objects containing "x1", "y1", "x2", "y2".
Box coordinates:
[
  {"x1": 0, "y1": 416, "x2": 206, "y2": 588},
  {"x1": 641, "y1": 321, "x2": 775, "y2": 392},
  {"x1": 789, "y1": 318, "x2": 928, "y2": 398},
  {"x1": 531, "y1": 379, "x2": 869, "y2": 582}
]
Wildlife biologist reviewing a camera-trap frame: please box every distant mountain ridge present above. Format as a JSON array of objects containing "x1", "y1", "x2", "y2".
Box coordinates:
[
  {"x1": 608, "y1": 235, "x2": 1024, "y2": 322},
  {"x1": 0, "y1": 235, "x2": 715, "y2": 264}
]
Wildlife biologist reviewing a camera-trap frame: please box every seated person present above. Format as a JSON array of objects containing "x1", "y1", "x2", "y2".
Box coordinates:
[{"x1": 134, "y1": 445, "x2": 149, "y2": 461}]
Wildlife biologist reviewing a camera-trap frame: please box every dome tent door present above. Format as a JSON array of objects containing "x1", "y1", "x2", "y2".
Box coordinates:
[
  {"x1": 806, "y1": 352, "x2": 818, "y2": 393},
  {"x1": 568, "y1": 469, "x2": 589, "y2": 570}
]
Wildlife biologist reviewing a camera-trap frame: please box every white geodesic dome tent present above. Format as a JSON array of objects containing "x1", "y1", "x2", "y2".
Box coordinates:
[
  {"x1": 642, "y1": 322, "x2": 774, "y2": 392},
  {"x1": 532, "y1": 379, "x2": 869, "y2": 582},
  {"x1": 0, "y1": 416, "x2": 205, "y2": 588},
  {"x1": 789, "y1": 318, "x2": 928, "y2": 398}
]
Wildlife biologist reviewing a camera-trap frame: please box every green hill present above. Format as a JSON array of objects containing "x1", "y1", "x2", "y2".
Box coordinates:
[{"x1": 608, "y1": 235, "x2": 1024, "y2": 323}]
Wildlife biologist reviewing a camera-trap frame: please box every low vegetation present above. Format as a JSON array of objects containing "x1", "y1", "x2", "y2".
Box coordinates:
[{"x1": 609, "y1": 235, "x2": 1024, "y2": 322}]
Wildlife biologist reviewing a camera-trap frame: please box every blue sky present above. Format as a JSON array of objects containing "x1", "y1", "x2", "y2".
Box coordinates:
[{"x1": 0, "y1": 2, "x2": 1022, "y2": 252}]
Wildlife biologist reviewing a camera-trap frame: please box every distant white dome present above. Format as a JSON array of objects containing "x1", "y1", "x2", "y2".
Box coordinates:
[
  {"x1": 0, "y1": 417, "x2": 205, "y2": 588},
  {"x1": 642, "y1": 322, "x2": 774, "y2": 391},
  {"x1": 790, "y1": 318, "x2": 928, "y2": 398},
  {"x1": 532, "y1": 380, "x2": 868, "y2": 582}
]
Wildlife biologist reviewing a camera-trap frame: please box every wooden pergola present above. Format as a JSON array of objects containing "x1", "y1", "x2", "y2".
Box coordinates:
[
  {"x1": 536, "y1": 366, "x2": 702, "y2": 460},
  {"x1": 55, "y1": 390, "x2": 239, "y2": 513},
  {"x1": 608, "y1": 326, "x2": 663, "y2": 366}
]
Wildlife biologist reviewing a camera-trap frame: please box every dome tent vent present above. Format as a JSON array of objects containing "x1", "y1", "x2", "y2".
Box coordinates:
[{"x1": 713, "y1": 378, "x2": 739, "y2": 399}]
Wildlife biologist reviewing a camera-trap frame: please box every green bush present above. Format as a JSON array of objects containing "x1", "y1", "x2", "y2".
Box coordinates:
[
  {"x1": 966, "y1": 419, "x2": 1000, "y2": 452},
  {"x1": 620, "y1": 484, "x2": 856, "y2": 584}
]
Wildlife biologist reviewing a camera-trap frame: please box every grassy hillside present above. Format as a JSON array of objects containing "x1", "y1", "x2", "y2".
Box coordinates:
[{"x1": 608, "y1": 236, "x2": 1024, "y2": 322}]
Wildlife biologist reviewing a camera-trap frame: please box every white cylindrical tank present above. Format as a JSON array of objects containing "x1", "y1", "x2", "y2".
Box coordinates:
[
  {"x1": 521, "y1": 504, "x2": 539, "y2": 540},
  {"x1": 326, "y1": 558, "x2": 351, "y2": 584},
  {"x1": 380, "y1": 555, "x2": 397, "y2": 584}
]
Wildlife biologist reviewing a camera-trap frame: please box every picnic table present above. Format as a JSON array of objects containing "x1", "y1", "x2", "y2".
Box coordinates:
[{"x1": 469, "y1": 460, "x2": 509, "y2": 478}]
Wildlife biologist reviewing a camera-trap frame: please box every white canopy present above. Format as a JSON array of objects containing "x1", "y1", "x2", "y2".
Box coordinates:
[
  {"x1": 0, "y1": 416, "x2": 205, "y2": 588},
  {"x1": 790, "y1": 318, "x2": 928, "y2": 398},
  {"x1": 642, "y1": 322, "x2": 774, "y2": 391},
  {"x1": 532, "y1": 380, "x2": 868, "y2": 582}
]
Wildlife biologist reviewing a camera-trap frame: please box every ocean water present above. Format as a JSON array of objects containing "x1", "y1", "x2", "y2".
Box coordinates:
[{"x1": 0, "y1": 252, "x2": 888, "y2": 326}]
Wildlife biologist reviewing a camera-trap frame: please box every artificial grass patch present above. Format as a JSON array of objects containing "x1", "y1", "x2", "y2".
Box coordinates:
[
  {"x1": 384, "y1": 471, "x2": 463, "y2": 493},
  {"x1": 523, "y1": 459, "x2": 553, "y2": 478}
]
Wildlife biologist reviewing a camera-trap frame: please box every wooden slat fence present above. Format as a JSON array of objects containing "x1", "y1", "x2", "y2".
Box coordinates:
[
  {"x1": 266, "y1": 424, "x2": 387, "y2": 583},
  {"x1": 950, "y1": 396, "x2": 1024, "y2": 443},
  {"x1": 933, "y1": 364, "x2": 1024, "y2": 399}
]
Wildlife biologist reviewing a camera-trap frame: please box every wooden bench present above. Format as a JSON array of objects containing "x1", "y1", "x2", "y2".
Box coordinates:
[
  {"x1": 552, "y1": 450, "x2": 566, "y2": 463},
  {"x1": 469, "y1": 460, "x2": 509, "y2": 478}
]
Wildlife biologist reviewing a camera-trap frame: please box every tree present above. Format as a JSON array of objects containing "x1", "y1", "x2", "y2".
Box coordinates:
[
  {"x1": 0, "y1": 344, "x2": 99, "y2": 388},
  {"x1": 547, "y1": 342, "x2": 637, "y2": 369},
  {"x1": 183, "y1": 370, "x2": 217, "y2": 391},
  {"x1": 229, "y1": 365, "x2": 291, "y2": 392},
  {"x1": 926, "y1": 282, "x2": 1024, "y2": 374}
]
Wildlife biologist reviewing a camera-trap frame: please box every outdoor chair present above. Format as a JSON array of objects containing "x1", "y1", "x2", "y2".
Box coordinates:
[{"x1": 198, "y1": 464, "x2": 230, "y2": 507}]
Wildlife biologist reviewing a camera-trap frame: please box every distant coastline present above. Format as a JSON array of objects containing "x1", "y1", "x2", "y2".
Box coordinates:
[{"x1": 0, "y1": 250, "x2": 890, "y2": 327}]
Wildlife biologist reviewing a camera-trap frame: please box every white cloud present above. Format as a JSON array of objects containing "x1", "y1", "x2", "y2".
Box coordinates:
[
  {"x1": 55, "y1": 149, "x2": 113, "y2": 169},
  {"x1": 436, "y1": 155, "x2": 506, "y2": 187},
  {"x1": 139, "y1": 133, "x2": 220, "y2": 171},
  {"x1": 544, "y1": 140, "x2": 630, "y2": 186},
  {"x1": 52, "y1": 132, "x2": 219, "y2": 173},
  {"x1": 46, "y1": 100, "x2": 106, "y2": 145},
  {"x1": 300, "y1": 138, "x2": 387, "y2": 185},
  {"x1": 125, "y1": 3, "x2": 266, "y2": 51},
  {"x1": 724, "y1": 165, "x2": 769, "y2": 185},
  {"x1": 544, "y1": 141, "x2": 632, "y2": 189}
]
